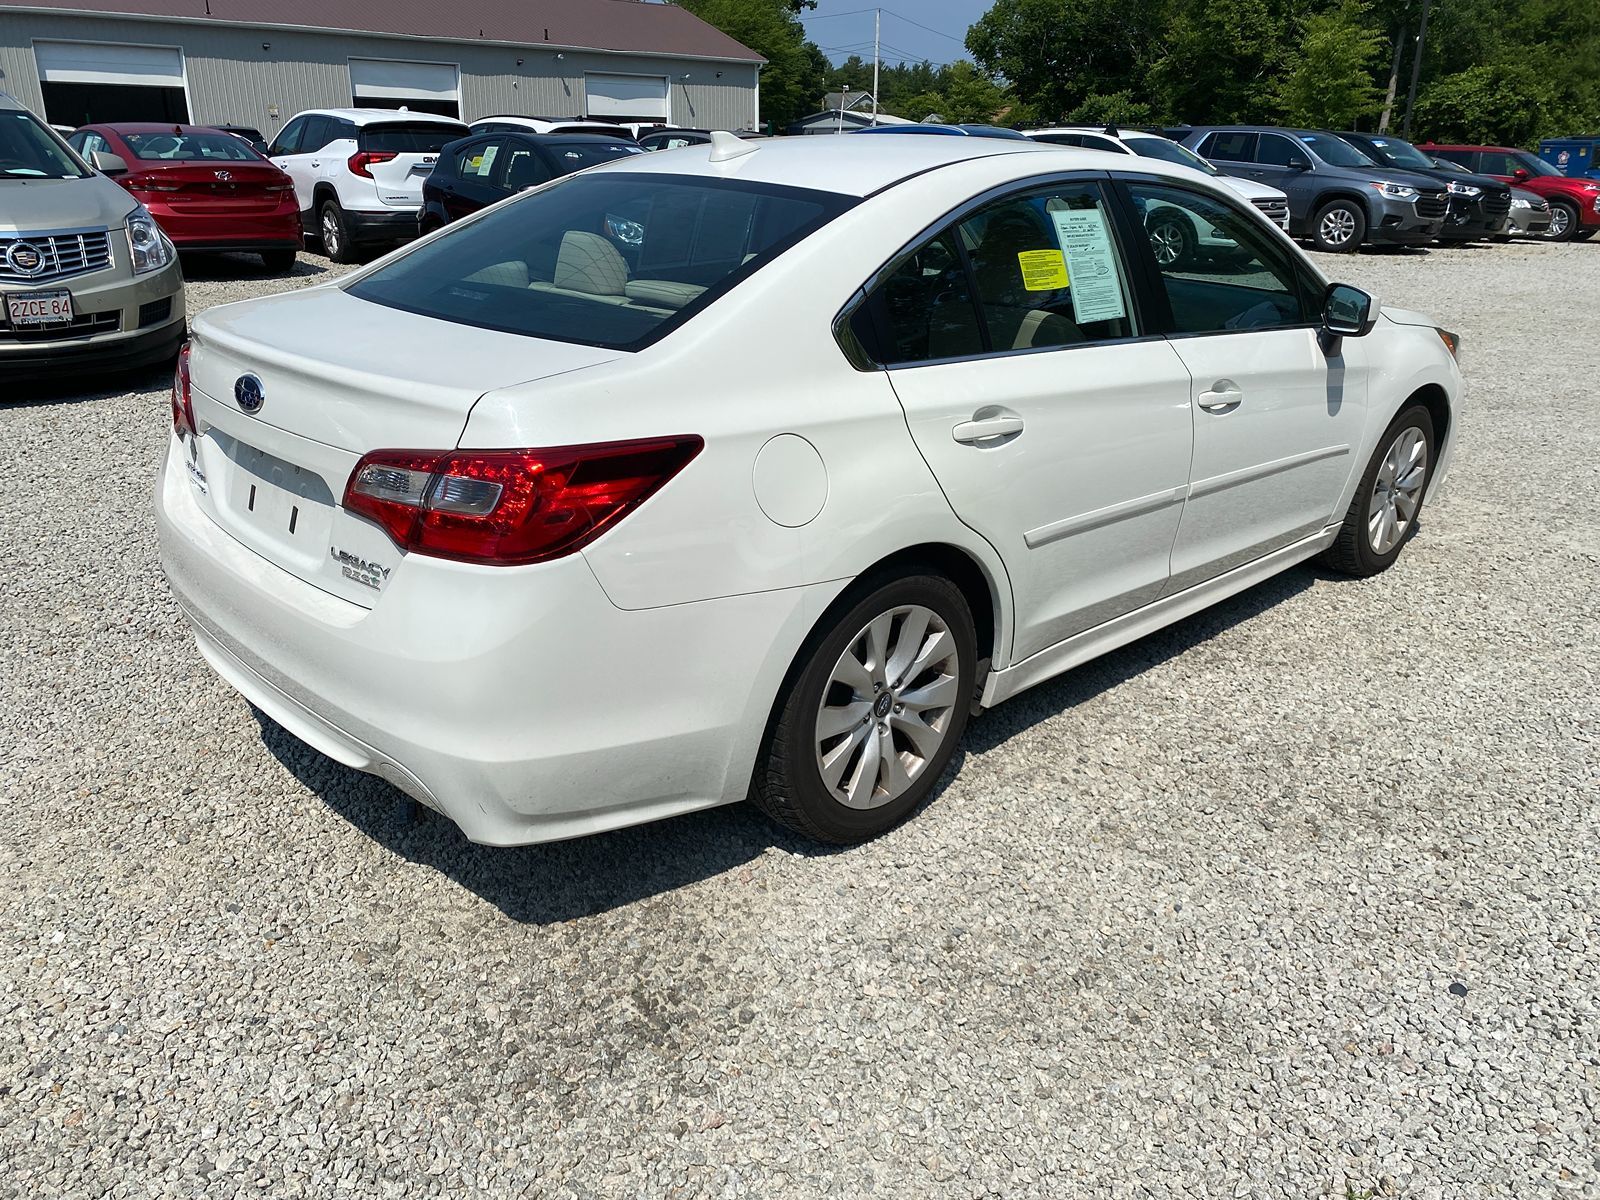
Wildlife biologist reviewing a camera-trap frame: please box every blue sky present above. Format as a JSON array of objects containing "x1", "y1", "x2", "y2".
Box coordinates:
[{"x1": 797, "y1": 1, "x2": 989, "y2": 67}]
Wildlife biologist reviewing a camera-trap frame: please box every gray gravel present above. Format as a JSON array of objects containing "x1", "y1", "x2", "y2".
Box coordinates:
[{"x1": 2, "y1": 241, "x2": 1597, "y2": 1199}]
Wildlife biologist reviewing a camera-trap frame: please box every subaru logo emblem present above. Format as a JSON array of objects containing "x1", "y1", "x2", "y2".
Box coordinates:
[
  {"x1": 234, "y1": 374, "x2": 265, "y2": 414},
  {"x1": 5, "y1": 242, "x2": 46, "y2": 277}
]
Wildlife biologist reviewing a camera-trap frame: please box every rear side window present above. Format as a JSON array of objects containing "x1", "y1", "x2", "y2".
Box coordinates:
[
  {"x1": 1203, "y1": 132, "x2": 1256, "y2": 162},
  {"x1": 361, "y1": 123, "x2": 465, "y2": 154},
  {"x1": 349, "y1": 173, "x2": 853, "y2": 350}
]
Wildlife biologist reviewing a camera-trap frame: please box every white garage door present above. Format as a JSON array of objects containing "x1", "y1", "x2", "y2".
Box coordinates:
[
  {"x1": 348, "y1": 58, "x2": 460, "y2": 104},
  {"x1": 34, "y1": 40, "x2": 183, "y2": 87},
  {"x1": 585, "y1": 73, "x2": 669, "y2": 121}
]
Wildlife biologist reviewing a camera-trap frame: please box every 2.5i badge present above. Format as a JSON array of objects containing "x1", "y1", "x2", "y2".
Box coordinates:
[{"x1": 330, "y1": 546, "x2": 390, "y2": 590}]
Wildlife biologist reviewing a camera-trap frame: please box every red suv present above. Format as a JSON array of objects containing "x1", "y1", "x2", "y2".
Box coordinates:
[{"x1": 1420, "y1": 143, "x2": 1600, "y2": 241}]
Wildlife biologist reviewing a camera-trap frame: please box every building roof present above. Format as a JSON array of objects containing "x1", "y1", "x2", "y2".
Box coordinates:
[
  {"x1": 822, "y1": 91, "x2": 875, "y2": 112},
  {"x1": 0, "y1": 0, "x2": 765, "y2": 62}
]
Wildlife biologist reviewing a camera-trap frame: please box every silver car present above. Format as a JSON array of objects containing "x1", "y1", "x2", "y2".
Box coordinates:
[
  {"x1": 1504, "y1": 188, "x2": 1553, "y2": 238},
  {"x1": 1, "y1": 92, "x2": 185, "y2": 382}
]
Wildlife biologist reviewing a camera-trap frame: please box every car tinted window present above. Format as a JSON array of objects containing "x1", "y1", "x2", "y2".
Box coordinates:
[
  {"x1": 1128, "y1": 182, "x2": 1313, "y2": 334},
  {"x1": 349, "y1": 173, "x2": 852, "y2": 350},
  {"x1": 852, "y1": 231, "x2": 982, "y2": 365},
  {"x1": 1298, "y1": 132, "x2": 1373, "y2": 167},
  {"x1": 545, "y1": 141, "x2": 646, "y2": 173},
  {"x1": 500, "y1": 144, "x2": 553, "y2": 189},
  {"x1": 1128, "y1": 136, "x2": 1220, "y2": 174},
  {"x1": 124, "y1": 132, "x2": 262, "y2": 161},
  {"x1": 0, "y1": 109, "x2": 90, "y2": 179},
  {"x1": 1510, "y1": 150, "x2": 1561, "y2": 177},
  {"x1": 1256, "y1": 133, "x2": 1304, "y2": 167},
  {"x1": 1361, "y1": 135, "x2": 1434, "y2": 170},
  {"x1": 1078, "y1": 134, "x2": 1129, "y2": 154},
  {"x1": 361, "y1": 123, "x2": 465, "y2": 154},
  {"x1": 270, "y1": 116, "x2": 306, "y2": 156},
  {"x1": 452, "y1": 138, "x2": 500, "y2": 180},
  {"x1": 1203, "y1": 132, "x2": 1256, "y2": 162}
]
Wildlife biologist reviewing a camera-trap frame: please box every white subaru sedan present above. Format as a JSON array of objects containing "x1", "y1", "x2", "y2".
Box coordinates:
[{"x1": 156, "y1": 134, "x2": 1462, "y2": 846}]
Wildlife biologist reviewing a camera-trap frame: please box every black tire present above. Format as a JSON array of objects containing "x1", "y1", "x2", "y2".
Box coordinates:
[
  {"x1": 1544, "y1": 200, "x2": 1580, "y2": 242},
  {"x1": 751, "y1": 573, "x2": 977, "y2": 844},
  {"x1": 1146, "y1": 210, "x2": 1196, "y2": 269},
  {"x1": 1320, "y1": 404, "x2": 1436, "y2": 577},
  {"x1": 318, "y1": 199, "x2": 357, "y2": 264},
  {"x1": 1574, "y1": 227, "x2": 1596, "y2": 242},
  {"x1": 1310, "y1": 198, "x2": 1367, "y2": 253},
  {"x1": 260, "y1": 249, "x2": 297, "y2": 274}
]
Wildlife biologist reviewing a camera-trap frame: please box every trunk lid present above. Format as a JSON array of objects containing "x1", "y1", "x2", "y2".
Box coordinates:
[
  {"x1": 127, "y1": 160, "x2": 291, "y2": 212},
  {"x1": 185, "y1": 284, "x2": 622, "y2": 605},
  {"x1": 359, "y1": 122, "x2": 464, "y2": 208}
]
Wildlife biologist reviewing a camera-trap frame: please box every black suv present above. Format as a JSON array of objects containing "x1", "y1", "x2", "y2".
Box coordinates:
[
  {"x1": 1182, "y1": 126, "x2": 1449, "y2": 252},
  {"x1": 1334, "y1": 131, "x2": 1511, "y2": 242},
  {"x1": 418, "y1": 133, "x2": 643, "y2": 233}
]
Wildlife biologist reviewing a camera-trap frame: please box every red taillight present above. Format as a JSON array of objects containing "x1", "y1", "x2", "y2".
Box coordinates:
[
  {"x1": 125, "y1": 173, "x2": 180, "y2": 193},
  {"x1": 171, "y1": 343, "x2": 196, "y2": 439},
  {"x1": 347, "y1": 150, "x2": 398, "y2": 178},
  {"x1": 343, "y1": 437, "x2": 704, "y2": 566}
]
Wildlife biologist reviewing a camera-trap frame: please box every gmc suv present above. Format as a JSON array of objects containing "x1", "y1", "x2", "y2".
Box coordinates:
[{"x1": 1182, "y1": 126, "x2": 1448, "y2": 252}]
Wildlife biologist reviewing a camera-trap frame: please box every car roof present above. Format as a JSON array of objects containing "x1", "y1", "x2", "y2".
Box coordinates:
[
  {"x1": 294, "y1": 108, "x2": 467, "y2": 126},
  {"x1": 1418, "y1": 142, "x2": 1518, "y2": 152},
  {"x1": 79, "y1": 122, "x2": 234, "y2": 133},
  {"x1": 519, "y1": 133, "x2": 636, "y2": 145},
  {"x1": 581, "y1": 134, "x2": 1176, "y2": 198}
]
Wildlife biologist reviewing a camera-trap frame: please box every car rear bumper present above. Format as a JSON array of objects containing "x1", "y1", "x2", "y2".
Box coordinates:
[
  {"x1": 341, "y1": 207, "x2": 421, "y2": 245},
  {"x1": 155, "y1": 437, "x2": 841, "y2": 845},
  {"x1": 152, "y1": 205, "x2": 302, "y2": 251}
]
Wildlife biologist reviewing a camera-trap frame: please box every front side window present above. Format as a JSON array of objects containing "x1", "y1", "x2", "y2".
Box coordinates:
[
  {"x1": 453, "y1": 139, "x2": 500, "y2": 180},
  {"x1": 1509, "y1": 150, "x2": 1561, "y2": 177},
  {"x1": 1256, "y1": 133, "x2": 1305, "y2": 167},
  {"x1": 349, "y1": 173, "x2": 853, "y2": 350},
  {"x1": 0, "y1": 109, "x2": 90, "y2": 179},
  {"x1": 850, "y1": 182, "x2": 1136, "y2": 366},
  {"x1": 1475, "y1": 151, "x2": 1515, "y2": 175},
  {"x1": 1127, "y1": 182, "x2": 1313, "y2": 335}
]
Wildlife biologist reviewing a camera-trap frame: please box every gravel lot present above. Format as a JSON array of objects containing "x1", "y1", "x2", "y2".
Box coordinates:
[{"x1": 2, "y1": 240, "x2": 1597, "y2": 1200}]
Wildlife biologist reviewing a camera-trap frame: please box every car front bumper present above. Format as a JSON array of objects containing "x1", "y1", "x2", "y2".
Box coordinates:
[
  {"x1": 155, "y1": 437, "x2": 843, "y2": 845},
  {"x1": 1506, "y1": 207, "x2": 1552, "y2": 236},
  {"x1": 0, "y1": 258, "x2": 185, "y2": 380},
  {"x1": 1367, "y1": 196, "x2": 1443, "y2": 244}
]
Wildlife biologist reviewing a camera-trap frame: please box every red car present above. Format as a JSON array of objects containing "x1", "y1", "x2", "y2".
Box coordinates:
[
  {"x1": 67, "y1": 124, "x2": 302, "y2": 272},
  {"x1": 1419, "y1": 142, "x2": 1600, "y2": 241}
]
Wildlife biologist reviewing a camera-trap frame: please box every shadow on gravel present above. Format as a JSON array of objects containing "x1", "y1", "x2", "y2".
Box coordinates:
[
  {"x1": 7, "y1": 361, "x2": 172, "y2": 405},
  {"x1": 253, "y1": 711, "x2": 852, "y2": 924},
  {"x1": 179, "y1": 252, "x2": 331, "y2": 281},
  {"x1": 251, "y1": 561, "x2": 1331, "y2": 920},
  {"x1": 966, "y1": 564, "x2": 1318, "y2": 752}
]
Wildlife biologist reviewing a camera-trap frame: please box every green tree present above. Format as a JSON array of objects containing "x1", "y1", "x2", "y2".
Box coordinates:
[
  {"x1": 1414, "y1": 63, "x2": 1558, "y2": 144},
  {"x1": 1146, "y1": 0, "x2": 1290, "y2": 124},
  {"x1": 674, "y1": 0, "x2": 827, "y2": 128},
  {"x1": 1274, "y1": 1, "x2": 1387, "y2": 127}
]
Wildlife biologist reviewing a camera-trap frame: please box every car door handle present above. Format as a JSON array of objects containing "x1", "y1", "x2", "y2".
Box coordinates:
[
  {"x1": 1197, "y1": 384, "x2": 1244, "y2": 411},
  {"x1": 952, "y1": 415, "x2": 1024, "y2": 443}
]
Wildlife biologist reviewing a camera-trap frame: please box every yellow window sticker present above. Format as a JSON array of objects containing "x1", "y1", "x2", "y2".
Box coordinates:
[{"x1": 1017, "y1": 248, "x2": 1069, "y2": 291}]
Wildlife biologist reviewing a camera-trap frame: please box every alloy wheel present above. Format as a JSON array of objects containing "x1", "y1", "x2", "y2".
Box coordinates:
[
  {"x1": 1367, "y1": 426, "x2": 1428, "y2": 554},
  {"x1": 1320, "y1": 208, "x2": 1357, "y2": 247},
  {"x1": 322, "y1": 210, "x2": 342, "y2": 256},
  {"x1": 1149, "y1": 220, "x2": 1186, "y2": 267},
  {"x1": 814, "y1": 604, "x2": 962, "y2": 810},
  {"x1": 1548, "y1": 206, "x2": 1571, "y2": 239}
]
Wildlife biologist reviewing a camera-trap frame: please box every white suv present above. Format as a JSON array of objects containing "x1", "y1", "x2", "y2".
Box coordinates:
[
  {"x1": 469, "y1": 116, "x2": 635, "y2": 140},
  {"x1": 1027, "y1": 126, "x2": 1293, "y2": 265},
  {"x1": 267, "y1": 109, "x2": 467, "y2": 262}
]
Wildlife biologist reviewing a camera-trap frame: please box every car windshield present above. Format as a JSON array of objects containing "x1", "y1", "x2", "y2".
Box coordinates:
[
  {"x1": 1300, "y1": 133, "x2": 1375, "y2": 168},
  {"x1": 1129, "y1": 136, "x2": 1219, "y2": 175},
  {"x1": 0, "y1": 109, "x2": 90, "y2": 178},
  {"x1": 349, "y1": 173, "x2": 855, "y2": 350},
  {"x1": 361, "y1": 124, "x2": 464, "y2": 154},
  {"x1": 124, "y1": 131, "x2": 263, "y2": 161},
  {"x1": 1359, "y1": 135, "x2": 1434, "y2": 170},
  {"x1": 1511, "y1": 151, "x2": 1562, "y2": 178},
  {"x1": 546, "y1": 141, "x2": 647, "y2": 171}
]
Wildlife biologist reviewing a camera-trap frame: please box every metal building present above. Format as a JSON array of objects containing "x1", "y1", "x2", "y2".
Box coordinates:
[{"x1": 0, "y1": 0, "x2": 763, "y2": 134}]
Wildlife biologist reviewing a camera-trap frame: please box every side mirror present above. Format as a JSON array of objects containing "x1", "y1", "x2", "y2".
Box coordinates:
[
  {"x1": 91, "y1": 150, "x2": 128, "y2": 175},
  {"x1": 1286, "y1": 155, "x2": 1311, "y2": 170},
  {"x1": 1512, "y1": 167, "x2": 1530, "y2": 182},
  {"x1": 1322, "y1": 282, "x2": 1377, "y2": 341}
]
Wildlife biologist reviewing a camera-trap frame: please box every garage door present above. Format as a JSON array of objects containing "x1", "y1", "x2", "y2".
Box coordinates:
[
  {"x1": 585, "y1": 74, "x2": 669, "y2": 123},
  {"x1": 34, "y1": 40, "x2": 188, "y2": 125},
  {"x1": 349, "y1": 58, "x2": 460, "y2": 118}
]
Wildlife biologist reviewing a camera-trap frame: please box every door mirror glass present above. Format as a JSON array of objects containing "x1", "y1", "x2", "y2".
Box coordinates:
[
  {"x1": 92, "y1": 150, "x2": 128, "y2": 175},
  {"x1": 1323, "y1": 283, "x2": 1376, "y2": 337}
]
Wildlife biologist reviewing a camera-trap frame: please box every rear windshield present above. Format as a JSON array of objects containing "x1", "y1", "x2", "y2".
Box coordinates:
[
  {"x1": 348, "y1": 172, "x2": 854, "y2": 350},
  {"x1": 124, "y1": 132, "x2": 262, "y2": 161},
  {"x1": 360, "y1": 123, "x2": 465, "y2": 154},
  {"x1": 547, "y1": 141, "x2": 646, "y2": 171},
  {"x1": 0, "y1": 109, "x2": 89, "y2": 179}
]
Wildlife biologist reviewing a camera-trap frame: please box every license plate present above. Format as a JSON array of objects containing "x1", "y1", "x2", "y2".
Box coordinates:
[{"x1": 5, "y1": 289, "x2": 73, "y2": 328}]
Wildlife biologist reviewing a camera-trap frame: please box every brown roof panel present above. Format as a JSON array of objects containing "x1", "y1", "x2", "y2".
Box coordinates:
[{"x1": 0, "y1": 0, "x2": 764, "y2": 62}]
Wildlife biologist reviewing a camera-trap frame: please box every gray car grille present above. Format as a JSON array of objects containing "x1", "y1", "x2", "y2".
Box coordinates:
[
  {"x1": 0, "y1": 228, "x2": 114, "y2": 285},
  {"x1": 1251, "y1": 197, "x2": 1291, "y2": 229}
]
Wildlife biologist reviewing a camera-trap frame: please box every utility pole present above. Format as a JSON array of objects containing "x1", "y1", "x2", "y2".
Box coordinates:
[
  {"x1": 871, "y1": 8, "x2": 880, "y2": 127},
  {"x1": 1401, "y1": 0, "x2": 1433, "y2": 140}
]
